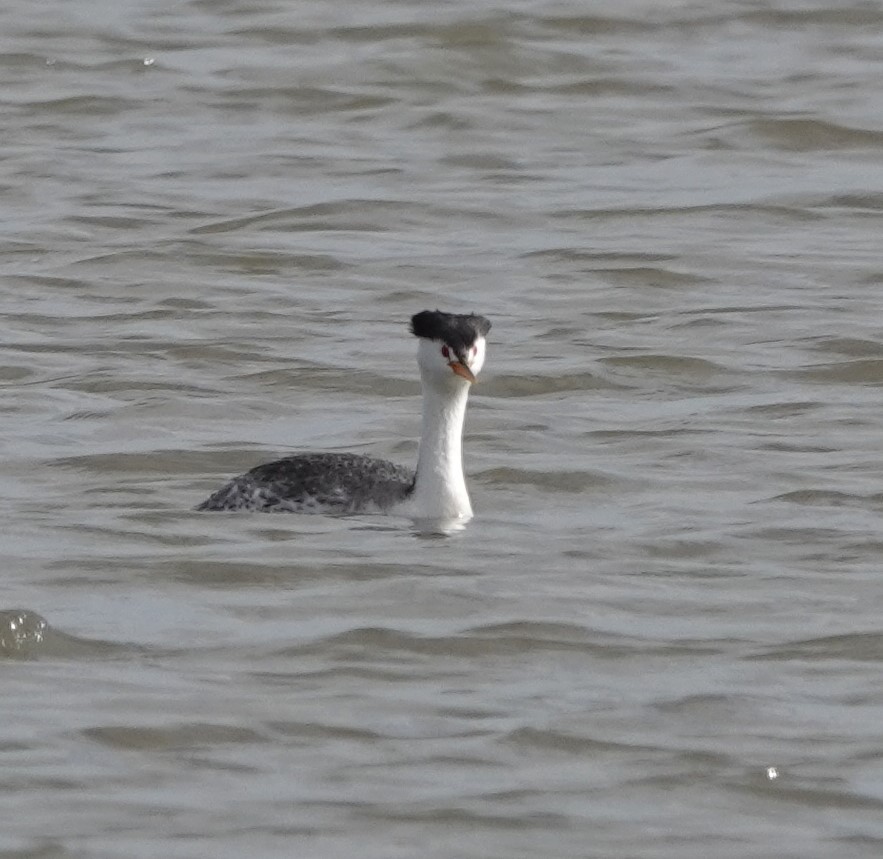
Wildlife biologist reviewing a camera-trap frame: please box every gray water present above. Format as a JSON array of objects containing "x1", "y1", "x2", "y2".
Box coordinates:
[{"x1": 3, "y1": 0, "x2": 883, "y2": 856}]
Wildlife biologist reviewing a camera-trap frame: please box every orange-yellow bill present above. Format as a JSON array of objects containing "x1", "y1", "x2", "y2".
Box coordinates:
[{"x1": 449, "y1": 362, "x2": 476, "y2": 383}]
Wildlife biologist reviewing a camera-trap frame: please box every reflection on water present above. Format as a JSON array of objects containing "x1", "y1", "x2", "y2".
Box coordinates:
[
  {"x1": 408, "y1": 515, "x2": 469, "y2": 537},
  {"x1": 2, "y1": 0, "x2": 883, "y2": 856}
]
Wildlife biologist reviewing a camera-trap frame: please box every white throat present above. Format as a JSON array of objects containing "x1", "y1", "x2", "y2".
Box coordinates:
[{"x1": 408, "y1": 379, "x2": 472, "y2": 521}]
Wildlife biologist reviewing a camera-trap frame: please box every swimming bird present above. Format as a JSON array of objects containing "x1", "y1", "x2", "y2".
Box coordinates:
[{"x1": 197, "y1": 310, "x2": 491, "y2": 521}]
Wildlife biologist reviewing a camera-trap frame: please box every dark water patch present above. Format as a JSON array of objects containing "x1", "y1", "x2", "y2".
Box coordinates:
[
  {"x1": 0, "y1": 51, "x2": 49, "y2": 69},
  {"x1": 748, "y1": 118, "x2": 883, "y2": 152},
  {"x1": 548, "y1": 203, "x2": 823, "y2": 222},
  {"x1": 591, "y1": 310, "x2": 663, "y2": 323},
  {"x1": 157, "y1": 296, "x2": 214, "y2": 311},
  {"x1": 0, "y1": 365, "x2": 36, "y2": 383},
  {"x1": 587, "y1": 427, "x2": 707, "y2": 440},
  {"x1": 640, "y1": 540, "x2": 727, "y2": 560},
  {"x1": 53, "y1": 448, "x2": 266, "y2": 477},
  {"x1": 266, "y1": 721, "x2": 385, "y2": 743},
  {"x1": 536, "y1": 14, "x2": 656, "y2": 35},
  {"x1": 809, "y1": 337, "x2": 883, "y2": 358},
  {"x1": 744, "y1": 526, "x2": 849, "y2": 545},
  {"x1": 653, "y1": 693, "x2": 744, "y2": 717},
  {"x1": 253, "y1": 664, "x2": 426, "y2": 685},
  {"x1": 221, "y1": 87, "x2": 397, "y2": 116},
  {"x1": 741, "y1": 400, "x2": 824, "y2": 417},
  {"x1": 354, "y1": 803, "x2": 569, "y2": 829},
  {"x1": 439, "y1": 153, "x2": 521, "y2": 171},
  {"x1": 82, "y1": 722, "x2": 268, "y2": 752},
  {"x1": 521, "y1": 246, "x2": 676, "y2": 263},
  {"x1": 0, "y1": 610, "x2": 131, "y2": 660},
  {"x1": 519, "y1": 77, "x2": 675, "y2": 97},
  {"x1": 504, "y1": 725, "x2": 657, "y2": 755},
  {"x1": 670, "y1": 315, "x2": 731, "y2": 329},
  {"x1": 408, "y1": 110, "x2": 474, "y2": 130},
  {"x1": 535, "y1": 326, "x2": 584, "y2": 340},
  {"x1": 56, "y1": 374, "x2": 216, "y2": 395},
  {"x1": 66, "y1": 215, "x2": 159, "y2": 231},
  {"x1": 184, "y1": 250, "x2": 343, "y2": 275},
  {"x1": 431, "y1": 17, "x2": 525, "y2": 48},
  {"x1": 476, "y1": 466, "x2": 619, "y2": 493},
  {"x1": 794, "y1": 193, "x2": 883, "y2": 214},
  {"x1": 789, "y1": 359, "x2": 883, "y2": 385},
  {"x1": 756, "y1": 441, "x2": 838, "y2": 454},
  {"x1": 733, "y1": 781, "x2": 883, "y2": 812},
  {"x1": 164, "y1": 559, "x2": 420, "y2": 588},
  {"x1": 737, "y1": 6, "x2": 883, "y2": 28},
  {"x1": 189, "y1": 200, "x2": 420, "y2": 235},
  {"x1": 684, "y1": 304, "x2": 805, "y2": 316},
  {"x1": 600, "y1": 353, "x2": 729, "y2": 377},
  {"x1": 590, "y1": 267, "x2": 711, "y2": 288},
  {"x1": 54, "y1": 521, "x2": 211, "y2": 548},
  {"x1": 274, "y1": 22, "x2": 430, "y2": 44},
  {"x1": 753, "y1": 632, "x2": 883, "y2": 662},
  {"x1": 21, "y1": 95, "x2": 138, "y2": 116},
  {"x1": 770, "y1": 490, "x2": 883, "y2": 509},
  {"x1": 3, "y1": 274, "x2": 96, "y2": 293},
  {"x1": 488, "y1": 372, "x2": 617, "y2": 397},
  {"x1": 278, "y1": 623, "x2": 640, "y2": 661},
  {"x1": 231, "y1": 365, "x2": 410, "y2": 397}
]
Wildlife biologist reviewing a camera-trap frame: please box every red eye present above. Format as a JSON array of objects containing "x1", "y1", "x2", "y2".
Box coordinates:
[{"x1": 441, "y1": 345, "x2": 450, "y2": 359}]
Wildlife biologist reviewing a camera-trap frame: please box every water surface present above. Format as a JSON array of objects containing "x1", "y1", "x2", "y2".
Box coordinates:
[{"x1": 3, "y1": 1, "x2": 883, "y2": 856}]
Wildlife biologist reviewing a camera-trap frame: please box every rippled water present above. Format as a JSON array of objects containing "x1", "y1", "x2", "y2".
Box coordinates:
[{"x1": 3, "y1": 0, "x2": 883, "y2": 856}]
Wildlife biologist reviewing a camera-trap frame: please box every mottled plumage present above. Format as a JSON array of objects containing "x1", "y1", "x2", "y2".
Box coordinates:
[{"x1": 197, "y1": 452, "x2": 414, "y2": 513}]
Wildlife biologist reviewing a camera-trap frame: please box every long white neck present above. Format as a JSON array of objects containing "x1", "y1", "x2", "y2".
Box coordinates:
[{"x1": 410, "y1": 380, "x2": 472, "y2": 520}]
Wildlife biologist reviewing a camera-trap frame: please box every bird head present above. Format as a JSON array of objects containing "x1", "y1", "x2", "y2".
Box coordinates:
[{"x1": 411, "y1": 310, "x2": 491, "y2": 390}]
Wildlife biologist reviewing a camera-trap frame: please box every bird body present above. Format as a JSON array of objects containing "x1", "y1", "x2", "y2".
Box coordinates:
[
  {"x1": 197, "y1": 452, "x2": 413, "y2": 514},
  {"x1": 197, "y1": 310, "x2": 491, "y2": 522}
]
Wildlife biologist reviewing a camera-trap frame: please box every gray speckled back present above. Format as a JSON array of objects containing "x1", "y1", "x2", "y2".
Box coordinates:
[{"x1": 196, "y1": 452, "x2": 415, "y2": 513}]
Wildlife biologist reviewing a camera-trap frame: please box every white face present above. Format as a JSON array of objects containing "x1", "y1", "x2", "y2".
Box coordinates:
[{"x1": 417, "y1": 336, "x2": 487, "y2": 388}]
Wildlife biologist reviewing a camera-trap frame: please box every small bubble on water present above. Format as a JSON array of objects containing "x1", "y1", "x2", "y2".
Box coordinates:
[{"x1": 766, "y1": 766, "x2": 778, "y2": 780}]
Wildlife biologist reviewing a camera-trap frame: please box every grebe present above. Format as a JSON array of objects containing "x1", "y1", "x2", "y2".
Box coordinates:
[{"x1": 197, "y1": 310, "x2": 491, "y2": 520}]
